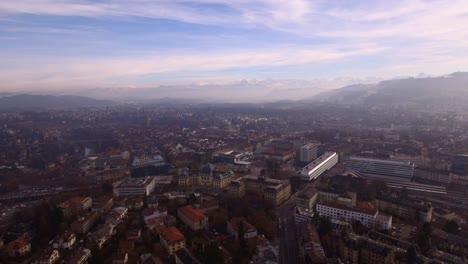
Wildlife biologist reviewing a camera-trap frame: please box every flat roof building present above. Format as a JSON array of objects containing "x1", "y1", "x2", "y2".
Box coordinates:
[
  {"x1": 113, "y1": 177, "x2": 156, "y2": 197},
  {"x1": 345, "y1": 156, "x2": 414, "y2": 182},
  {"x1": 300, "y1": 152, "x2": 338, "y2": 181}
]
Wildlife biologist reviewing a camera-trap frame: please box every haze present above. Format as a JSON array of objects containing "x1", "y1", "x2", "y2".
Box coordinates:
[{"x1": 1, "y1": 0, "x2": 468, "y2": 100}]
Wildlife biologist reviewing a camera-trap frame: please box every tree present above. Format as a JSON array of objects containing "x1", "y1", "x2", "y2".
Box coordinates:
[
  {"x1": 444, "y1": 220, "x2": 459, "y2": 234},
  {"x1": 204, "y1": 245, "x2": 225, "y2": 264},
  {"x1": 289, "y1": 176, "x2": 302, "y2": 193},
  {"x1": 318, "y1": 217, "x2": 333, "y2": 236},
  {"x1": 238, "y1": 221, "x2": 246, "y2": 250},
  {"x1": 416, "y1": 222, "x2": 432, "y2": 253}
]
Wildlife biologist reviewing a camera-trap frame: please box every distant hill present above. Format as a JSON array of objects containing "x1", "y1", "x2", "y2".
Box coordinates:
[
  {"x1": 0, "y1": 94, "x2": 114, "y2": 110},
  {"x1": 308, "y1": 72, "x2": 468, "y2": 110}
]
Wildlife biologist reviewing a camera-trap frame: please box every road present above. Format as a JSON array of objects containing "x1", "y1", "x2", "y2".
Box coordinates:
[{"x1": 277, "y1": 187, "x2": 302, "y2": 264}]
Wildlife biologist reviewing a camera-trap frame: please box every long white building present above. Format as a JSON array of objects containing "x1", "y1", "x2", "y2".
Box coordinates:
[
  {"x1": 345, "y1": 156, "x2": 414, "y2": 182},
  {"x1": 300, "y1": 152, "x2": 338, "y2": 181},
  {"x1": 316, "y1": 202, "x2": 392, "y2": 230},
  {"x1": 113, "y1": 177, "x2": 156, "y2": 197}
]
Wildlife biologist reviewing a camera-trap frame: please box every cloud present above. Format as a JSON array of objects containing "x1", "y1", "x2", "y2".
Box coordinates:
[
  {"x1": 1, "y1": 0, "x2": 468, "y2": 91},
  {"x1": 0, "y1": 43, "x2": 385, "y2": 90}
]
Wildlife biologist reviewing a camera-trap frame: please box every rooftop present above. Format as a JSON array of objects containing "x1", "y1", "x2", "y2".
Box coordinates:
[
  {"x1": 178, "y1": 205, "x2": 208, "y2": 222},
  {"x1": 116, "y1": 177, "x2": 155, "y2": 188},
  {"x1": 318, "y1": 201, "x2": 378, "y2": 215},
  {"x1": 161, "y1": 226, "x2": 185, "y2": 244},
  {"x1": 7, "y1": 236, "x2": 29, "y2": 250}
]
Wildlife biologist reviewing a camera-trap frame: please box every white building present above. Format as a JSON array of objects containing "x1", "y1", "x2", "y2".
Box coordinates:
[
  {"x1": 113, "y1": 177, "x2": 156, "y2": 197},
  {"x1": 316, "y1": 202, "x2": 392, "y2": 230},
  {"x1": 300, "y1": 152, "x2": 338, "y2": 181},
  {"x1": 300, "y1": 143, "x2": 319, "y2": 163}
]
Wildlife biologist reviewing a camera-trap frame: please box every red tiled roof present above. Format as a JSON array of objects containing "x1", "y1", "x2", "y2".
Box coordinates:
[
  {"x1": 161, "y1": 227, "x2": 185, "y2": 244},
  {"x1": 178, "y1": 205, "x2": 207, "y2": 222},
  {"x1": 154, "y1": 225, "x2": 166, "y2": 235},
  {"x1": 7, "y1": 236, "x2": 29, "y2": 250},
  {"x1": 119, "y1": 240, "x2": 135, "y2": 251}
]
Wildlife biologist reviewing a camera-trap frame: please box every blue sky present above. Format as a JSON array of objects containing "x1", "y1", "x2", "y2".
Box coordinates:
[{"x1": 1, "y1": 0, "x2": 468, "y2": 91}]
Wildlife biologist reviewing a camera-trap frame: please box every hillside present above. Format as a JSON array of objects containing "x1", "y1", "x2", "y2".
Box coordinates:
[{"x1": 0, "y1": 94, "x2": 114, "y2": 110}]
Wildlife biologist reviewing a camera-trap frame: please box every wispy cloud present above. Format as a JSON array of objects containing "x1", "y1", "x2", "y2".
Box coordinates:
[{"x1": 0, "y1": 0, "x2": 468, "y2": 91}]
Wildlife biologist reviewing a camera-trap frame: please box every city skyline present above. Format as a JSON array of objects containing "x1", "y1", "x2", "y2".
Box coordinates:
[{"x1": 1, "y1": 0, "x2": 468, "y2": 91}]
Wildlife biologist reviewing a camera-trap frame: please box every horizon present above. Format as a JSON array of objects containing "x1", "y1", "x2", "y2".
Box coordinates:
[{"x1": 1, "y1": 0, "x2": 468, "y2": 92}]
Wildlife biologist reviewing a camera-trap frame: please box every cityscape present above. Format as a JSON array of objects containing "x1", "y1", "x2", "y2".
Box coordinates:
[
  {"x1": 0, "y1": 102, "x2": 468, "y2": 263},
  {"x1": 1, "y1": 1, "x2": 468, "y2": 264}
]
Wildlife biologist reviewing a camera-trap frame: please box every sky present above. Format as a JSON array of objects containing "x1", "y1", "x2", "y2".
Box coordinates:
[{"x1": 1, "y1": 0, "x2": 468, "y2": 92}]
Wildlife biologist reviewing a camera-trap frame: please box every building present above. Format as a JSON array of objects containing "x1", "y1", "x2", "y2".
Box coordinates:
[
  {"x1": 212, "y1": 172, "x2": 232, "y2": 188},
  {"x1": 177, "y1": 205, "x2": 208, "y2": 231},
  {"x1": 7, "y1": 236, "x2": 31, "y2": 258},
  {"x1": 34, "y1": 248, "x2": 60, "y2": 264},
  {"x1": 64, "y1": 248, "x2": 91, "y2": 264},
  {"x1": 79, "y1": 152, "x2": 129, "y2": 183},
  {"x1": 316, "y1": 201, "x2": 392, "y2": 230},
  {"x1": 213, "y1": 150, "x2": 252, "y2": 164},
  {"x1": 112, "y1": 252, "x2": 128, "y2": 264},
  {"x1": 300, "y1": 143, "x2": 319, "y2": 163},
  {"x1": 53, "y1": 231, "x2": 76, "y2": 249},
  {"x1": 131, "y1": 154, "x2": 171, "y2": 177},
  {"x1": 177, "y1": 164, "x2": 234, "y2": 188},
  {"x1": 71, "y1": 211, "x2": 98, "y2": 234},
  {"x1": 160, "y1": 227, "x2": 186, "y2": 255},
  {"x1": 264, "y1": 182, "x2": 292, "y2": 206},
  {"x1": 225, "y1": 179, "x2": 246, "y2": 198},
  {"x1": 374, "y1": 214, "x2": 393, "y2": 230},
  {"x1": 113, "y1": 177, "x2": 156, "y2": 197},
  {"x1": 450, "y1": 154, "x2": 468, "y2": 174},
  {"x1": 227, "y1": 217, "x2": 258, "y2": 240},
  {"x1": 318, "y1": 189, "x2": 357, "y2": 207},
  {"x1": 376, "y1": 196, "x2": 432, "y2": 222},
  {"x1": 345, "y1": 156, "x2": 415, "y2": 182},
  {"x1": 93, "y1": 196, "x2": 114, "y2": 216},
  {"x1": 89, "y1": 223, "x2": 114, "y2": 249},
  {"x1": 58, "y1": 197, "x2": 93, "y2": 219},
  {"x1": 414, "y1": 168, "x2": 451, "y2": 185},
  {"x1": 317, "y1": 202, "x2": 377, "y2": 228},
  {"x1": 297, "y1": 186, "x2": 318, "y2": 212},
  {"x1": 244, "y1": 175, "x2": 291, "y2": 206},
  {"x1": 300, "y1": 152, "x2": 338, "y2": 181}
]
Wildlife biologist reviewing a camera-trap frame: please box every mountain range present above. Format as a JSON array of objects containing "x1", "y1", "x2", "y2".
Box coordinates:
[
  {"x1": 309, "y1": 72, "x2": 468, "y2": 110},
  {"x1": 1, "y1": 72, "x2": 468, "y2": 111}
]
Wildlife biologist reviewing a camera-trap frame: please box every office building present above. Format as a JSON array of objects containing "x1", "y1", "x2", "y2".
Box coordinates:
[
  {"x1": 113, "y1": 177, "x2": 156, "y2": 197},
  {"x1": 345, "y1": 156, "x2": 414, "y2": 182},
  {"x1": 300, "y1": 143, "x2": 319, "y2": 163},
  {"x1": 300, "y1": 152, "x2": 338, "y2": 181}
]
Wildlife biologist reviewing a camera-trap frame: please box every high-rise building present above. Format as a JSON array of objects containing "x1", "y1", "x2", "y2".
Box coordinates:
[{"x1": 300, "y1": 143, "x2": 319, "y2": 163}]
